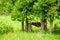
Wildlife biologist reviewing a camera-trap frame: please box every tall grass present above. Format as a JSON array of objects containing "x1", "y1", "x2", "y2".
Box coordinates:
[{"x1": 0, "y1": 32, "x2": 60, "y2": 40}]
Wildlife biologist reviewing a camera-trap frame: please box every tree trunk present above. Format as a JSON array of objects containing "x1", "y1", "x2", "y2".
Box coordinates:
[
  {"x1": 44, "y1": 19, "x2": 47, "y2": 31},
  {"x1": 49, "y1": 17, "x2": 53, "y2": 33},
  {"x1": 40, "y1": 21, "x2": 45, "y2": 33},
  {"x1": 26, "y1": 17, "x2": 28, "y2": 32},
  {"x1": 44, "y1": 24, "x2": 47, "y2": 31},
  {"x1": 22, "y1": 19, "x2": 24, "y2": 31},
  {"x1": 49, "y1": 21, "x2": 53, "y2": 33},
  {"x1": 28, "y1": 23, "x2": 32, "y2": 32}
]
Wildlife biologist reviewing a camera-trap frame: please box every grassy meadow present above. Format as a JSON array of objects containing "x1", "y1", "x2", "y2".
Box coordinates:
[{"x1": 0, "y1": 16, "x2": 60, "y2": 40}]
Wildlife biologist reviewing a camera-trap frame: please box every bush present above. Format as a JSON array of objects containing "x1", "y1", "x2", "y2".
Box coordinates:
[
  {"x1": 0, "y1": 21, "x2": 14, "y2": 34},
  {"x1": 0, "y1": 26, "x2": 14, "y2": 34},
  {"x1": 53, "y1": 24, "x2": 60, "y2": 34}
]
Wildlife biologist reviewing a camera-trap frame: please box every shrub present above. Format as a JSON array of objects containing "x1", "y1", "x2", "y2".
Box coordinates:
[
  {"x1": 53, "y1": 24, "x2": 60, "y2": 34},
  {"x1": 0, "y1": 21, "x2": 14, "y2": 34}
]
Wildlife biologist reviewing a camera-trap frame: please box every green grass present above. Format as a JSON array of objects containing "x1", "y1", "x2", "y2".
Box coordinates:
[
  {"x1": 0, "y1": 32, "x2": 60, "y2": 40},
  {"x1": 0, "y1": 16, "x2": 60, "y2": 40}
]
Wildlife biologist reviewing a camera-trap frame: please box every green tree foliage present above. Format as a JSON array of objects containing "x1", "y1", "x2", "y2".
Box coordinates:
[
  {"x1": 32, "y1": 0, "x2": 59, "y2": 33},
  {"x1": 0, "y1": 0, "x2": 13, "y2": 15},
  {"x1": 10, "y1": 0, "x2": 60, "y2": 33},
  {"x1": 0, "y1": 0, "x2": 60, "y2": 33}
]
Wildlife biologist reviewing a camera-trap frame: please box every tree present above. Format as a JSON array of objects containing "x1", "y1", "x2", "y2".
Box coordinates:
[
  {"x1": 11, "y1": 0, "x2": 26, "y2": 31},
  {"x1": 33, "y1": 0, "x2": 58, "y2": 33},
  {"x1": 0, "y1": 0, "x2": 13, "y2": 15},
  {"x1": 45, "y1": 0, "x2": 58, "y2": 33},
  {"x1": 33, "y1": 0, "x2": 48, "y2": 33},
  {"x1": 1, "y1": 0, "x2": 59, "y2": 33},
  {"x1": 11, "y1": 0, "x2": 37, "y2": 32}
]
